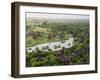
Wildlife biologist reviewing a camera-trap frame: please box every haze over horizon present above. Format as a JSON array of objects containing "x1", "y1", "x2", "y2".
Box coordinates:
[{"x1": 26, "y1": 12, "x2": 89, "y2": 20}]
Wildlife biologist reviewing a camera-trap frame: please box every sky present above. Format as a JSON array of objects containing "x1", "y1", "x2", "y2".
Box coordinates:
[{"x1": 26, "y1": 12, "x2": 89, "y2": 20}]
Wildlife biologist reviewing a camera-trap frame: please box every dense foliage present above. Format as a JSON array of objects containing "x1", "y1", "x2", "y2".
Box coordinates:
[{"x1": 26, "y1": 18, "x2": 89, "y2": 67}]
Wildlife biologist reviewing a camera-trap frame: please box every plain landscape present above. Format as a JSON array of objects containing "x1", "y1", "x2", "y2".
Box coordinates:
[{"x1": 26, "y1": 13, "x2": 90, "y2": 67}]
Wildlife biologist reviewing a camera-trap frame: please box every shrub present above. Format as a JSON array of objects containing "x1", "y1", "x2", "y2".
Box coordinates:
[
  {"x1": 35, "y1": 47, "x2": 39, "y2": 51},
  {"x1": 42, "y1": 47, "x2": 46, "y2": 50},
  {"x1": 54, "y1": 45, "x2": 58, "y2": 49},
  {"x1": 58, "y1": 45, "x2": 61, "y2": 48},
  {"x1": 45, "y1": 46, "x2": 49, "y2": 49}
]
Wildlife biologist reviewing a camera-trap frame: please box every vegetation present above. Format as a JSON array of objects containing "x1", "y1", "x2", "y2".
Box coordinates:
[{"x1": 26, "y1": 17, "x2": 89, "y2": 67}]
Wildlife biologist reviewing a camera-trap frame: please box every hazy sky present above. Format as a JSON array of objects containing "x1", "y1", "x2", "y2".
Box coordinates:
[{"x1": 26, "y1": 12, "x2": 89, "y2": 20}]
